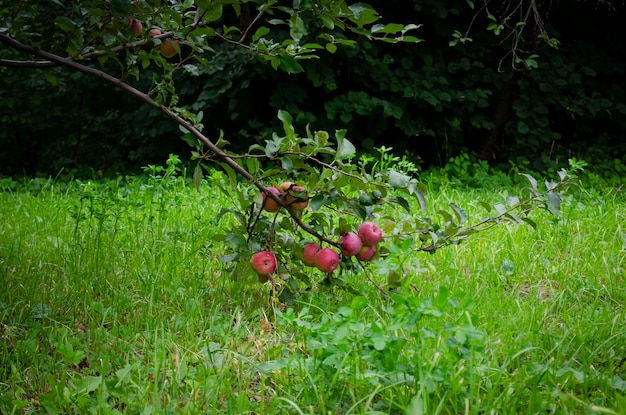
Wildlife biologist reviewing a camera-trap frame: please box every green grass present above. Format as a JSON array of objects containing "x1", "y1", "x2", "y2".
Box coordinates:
[{"x1": 0, "y1": 172, "x2": 625, "y2": 414}]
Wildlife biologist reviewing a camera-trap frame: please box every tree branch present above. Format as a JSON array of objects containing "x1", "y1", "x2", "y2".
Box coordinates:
[
  {"x1": 0, "y1": 58, "x2": 57, "y2": 68},
  {"x1": 0, "y1": 33, "x2": 339, "y2": 248}
]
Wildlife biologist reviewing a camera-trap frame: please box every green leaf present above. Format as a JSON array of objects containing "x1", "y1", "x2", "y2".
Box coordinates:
[
  {"x1": 545, "y1": 192, "x2": 561, "y2": 216},
  {"x1": 321, "y1": 14, "x2": 335, "y2": 29},
  {"x1": 76, "y1": 376, "x2": 102, "y2": 393},
  {"x1": 204, "y1": 4, "x2": 223, "y2": 22},
  {"x1": 371, "y1": 333, "x2": 387, "y2": 351},
  {"x1": 449, "y1": 203, "x2": 467, "y2": 225},
  {"x1": 265, "y1": 138, "x2": 280, "y2": 156},
  {"x1": 392, "y1": 196, "x2": 411, "y2": 213},
  {"x1": 438, "y1": 209, "x2": 454, "y2": 224},
  {"x1": 371, "y1": 23, "x2": 404, "y2": 34},
  {"x1": 193, "y1": 163, "x2": 203, "y2": 190},
  {"x1": 520, "y1": 173, "x2": 538, "y2": 192},
  {"x1": 252, "y1": 26, "x2": 270, "y2": 41},
  {"x1": 348, "y1": 3, "x2": 379, "y2": 27},
  {"x1": 225, "y1": 232, "x2": 248, "y2": 249},
  {"x1": 278, "y1": 55, "x2": 304, "y2": 74},
  {"x1": 246, "y1": 157, "x2": 261, "y2": 175},
  {"x1": 280, "y1": 155, "x2": 294, "y2": 171},
  {"x1": 195, "y1": 0, "x2": 212, "y2": 9},
  {"x1": 370, "y1": 24, "x2": 385, "y2": 33},
  {"x1": 289, "y1": 13, "x2": 307, "y2": 40},
  {"x1": 335, "y1": 131, "x2": 355, "y2": 161},
  {"x1": 349, "y1": 199, "x2": 368, "y2": 219},
  {"x1": 389, "y1": 170, "x2": 410, "y2": 188},
  {"x1": 54, "y1": 16, "x2": 77, "y2": 34},
  {"x1": 309, "y1": 193, "x2": 328, "y2": 211},
  {"x1": 406, "y1": 394, "x2": 426, "y2": 415},
  {"x1": 521, "y1": 217, "x2": 537, "y2": 229},
  {"x1": 277, "y1": 110, "x2": 295, "y2": 137},
  {"x1": 325, "y1": 43, "x2": 337, "y2": 53},
  {"x1": 506, "y1": 196, "x2": 520, "y2": 206},
  {"x1": 517, "y1": 121, "x2": 529, "y2": 134},
  {"x1": 399, "y1": 35, "x2": 422, "y2": 43},
  {"x1": 494, "y1": 203, "x2": 508, "y2": 215},
  {"x1": 115, "y1": 363, "x2": 137, "y2": 387},
  {"x1": 413, "y1": 190, "x2": 427, "y2": 214},
  {"x1": 351, "y1": 296, "x2": 368, "y2": 310},
  {"x1": 180, "y1": 132, "x2": 200, "y2": 147}
]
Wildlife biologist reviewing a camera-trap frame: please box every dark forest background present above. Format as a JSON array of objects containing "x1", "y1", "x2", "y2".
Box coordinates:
[{"x1": 1, "y1": 0, "x2": 625, "y2": 178}]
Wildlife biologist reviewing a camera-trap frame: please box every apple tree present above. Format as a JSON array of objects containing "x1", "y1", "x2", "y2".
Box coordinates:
[{"x1": 0, "y1": 0, "x2": 577, "y2": 299}]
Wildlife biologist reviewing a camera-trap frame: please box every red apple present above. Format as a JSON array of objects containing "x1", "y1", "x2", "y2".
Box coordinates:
[
  {"x1": 148, "y1": 28, "x2": 162, "y2": 38},
  {"x1": 160, "y1": 38, "x2": 180, "y2": 58},
  {"x1": 356, "y1": 244, "x2": 377, "y2": 261},
  {"x1": 302, "y1": 243, "x2": 320, "y2": 267},
  {"x1": 250, "y1": 251, "x2": 277, "y2": 277},
  {"x1": 262, "y1": 186, "x2": 281, "y2": 212},
  {"x1": 357, "y1": 221, "x2": 383, "y2": 246},
  {"x1": 339, "y1": 232, "x2": 363, "y2": 257},
  {"x1": 314, "y1": 248, "x2": 339, "y2": 273},
  {"x1": 128, "y1": 18, "x2": 143, "y2": 37}
]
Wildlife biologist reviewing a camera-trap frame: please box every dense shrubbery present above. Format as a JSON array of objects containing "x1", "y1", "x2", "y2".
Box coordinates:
[{"x1": 1, "y1": 1, "x2": 625, "y2": 177}]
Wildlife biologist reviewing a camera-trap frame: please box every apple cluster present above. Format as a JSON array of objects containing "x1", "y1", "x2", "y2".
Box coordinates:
[
  {"x1": 302, "y1": 243, "x2": 339, "y2": 273},
  {"x1": 250, "y1": 221, "x2": 383, "y2": 282},
  {"x1": 261, "y1": 182, "x2": 309, "y2": 212},
  {"x1": 250, "y1": 182, "x2": 384, "y2": 282},
  {"x1": 340, "y1": 221, "x2": 383, "y2": 261},
  {"x1": 102, "y1": 15, "x2": 180, "y2": 59},
  {"x1": 300, "y1": 221, "x2": 383, "y2": 274}
]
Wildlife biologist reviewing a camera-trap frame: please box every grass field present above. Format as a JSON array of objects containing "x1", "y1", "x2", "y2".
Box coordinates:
[{"x1": 0, "y1": 169, "x2": 624, "y2": 414}]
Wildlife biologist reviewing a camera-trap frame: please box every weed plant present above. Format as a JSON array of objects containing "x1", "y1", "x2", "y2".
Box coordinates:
[{"x1": 0, "y1": 163, "x2": 624, "y2": 414}]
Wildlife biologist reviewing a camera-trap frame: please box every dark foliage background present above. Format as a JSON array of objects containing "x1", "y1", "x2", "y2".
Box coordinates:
[{"x1": 1, "y1": 0, "x2": 625, "y2": 177}]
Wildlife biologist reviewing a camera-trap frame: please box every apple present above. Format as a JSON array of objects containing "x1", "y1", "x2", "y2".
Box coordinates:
[
  {"x1": 128, "y1": 18, "x2": 143, "y2": 37},
  {"x1": 160, "y1": 38, "x2": 180, "y2": 58},
  {"x1": 314, "y1": 248, "x2": 339, "y2": 273},
  {"x1": 356, "y1": 244, "x2": 376, "y2": 261},
  {"x1": 339, "y1": 232, "x2": 362, "y2": 257},
  {"x1": 278, "y1": 181, "x2": 295, "y2": 193},
  {"x1": 250, "y1": 251, "x2": 277, "y2": 277},
  {"x1": 357, "y1": 221, "x2": 383, "y2": 246},
  {"x1": 262, "y1": 186, "x2": 281, "y2": 212},
  {"x1": 286, "y1": 186, "x2": 309, "y2": 211},
  {"x1": 148, "y1": 28, "x2": 162, "y2": 38},
  {"x1": 302, "y1": 243, "x2": 320, "y2": 267},
  {"x1": 279, "y1": 183, "x2": 308, "y2": 211}
]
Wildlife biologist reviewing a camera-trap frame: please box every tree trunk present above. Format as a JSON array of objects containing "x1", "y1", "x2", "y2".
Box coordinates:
[{"x1": 477, "y1": 69, "x2": 525, "y2": 161}]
